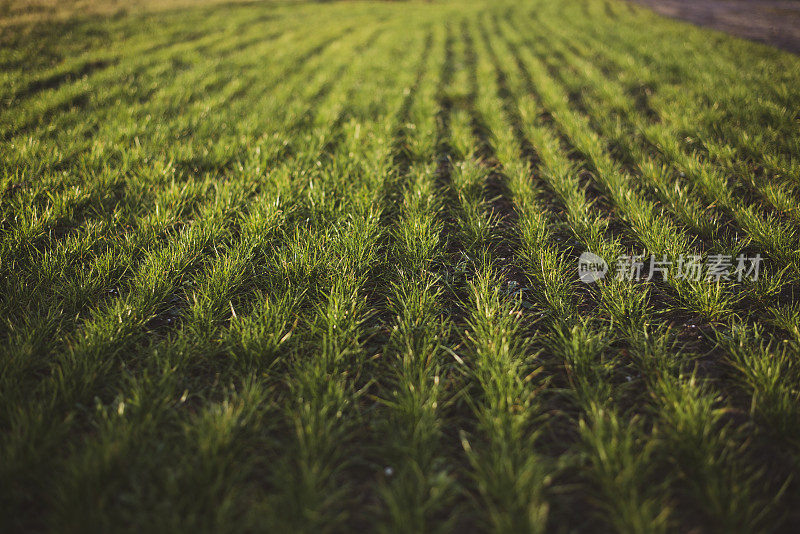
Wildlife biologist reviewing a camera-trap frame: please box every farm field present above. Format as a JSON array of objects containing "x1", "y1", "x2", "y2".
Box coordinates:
[{"x1": 2, "y1": 0, "x2": 800, "y2": 531}]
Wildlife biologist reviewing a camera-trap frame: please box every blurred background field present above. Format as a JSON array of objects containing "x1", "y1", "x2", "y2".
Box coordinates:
[{"x1": 0, "y1": 0, "x2": 271, "y2": 26}]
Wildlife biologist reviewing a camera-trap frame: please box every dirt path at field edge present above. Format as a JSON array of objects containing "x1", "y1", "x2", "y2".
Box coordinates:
[{"x1": 629, "y1": 0, "x2": 800, "y2": 54}]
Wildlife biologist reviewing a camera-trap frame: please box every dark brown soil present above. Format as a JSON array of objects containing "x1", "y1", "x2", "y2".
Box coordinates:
[{"x1": 630, "y1": 0, "x2": 800, "y2": 54}]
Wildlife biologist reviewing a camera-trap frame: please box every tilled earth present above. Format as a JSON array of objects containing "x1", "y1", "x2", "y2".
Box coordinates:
[{"x1": 632, "y1": 0, "x2": 800, "y2": 53}]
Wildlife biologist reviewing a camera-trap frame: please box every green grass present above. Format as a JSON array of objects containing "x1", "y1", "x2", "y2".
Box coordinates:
[{"x1": 2, "y1": 0, "x2": 800, "y2": 531}]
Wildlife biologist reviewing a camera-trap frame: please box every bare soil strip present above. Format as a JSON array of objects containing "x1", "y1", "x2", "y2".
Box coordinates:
[{"x1": 631, "y1": 0, "x2": 800, "y2": 54}]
